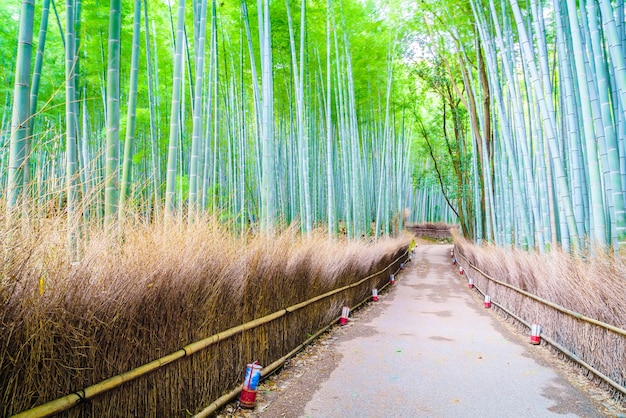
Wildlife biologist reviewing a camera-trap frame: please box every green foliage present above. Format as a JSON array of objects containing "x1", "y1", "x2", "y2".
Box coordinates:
[
  {"x1": 0, "y1": 0, "x2": 417, "y2": 238},
  {"x1": 176, "y1": 173, "x2": 189, "y2": 199},
  {"x1": 0, "y1": 1, "x2": 20, "y2": 91}
]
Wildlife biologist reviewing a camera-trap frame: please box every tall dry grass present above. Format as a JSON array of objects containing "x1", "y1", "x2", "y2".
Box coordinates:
[
  {"x1": 0, "y1": 213, "x2": 410, "y2": 416},
  {"x1": 453, "y1": 231, "x2": 626, "y2": 400}
]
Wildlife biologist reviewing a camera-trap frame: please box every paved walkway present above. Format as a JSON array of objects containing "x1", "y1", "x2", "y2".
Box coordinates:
[{"x1": 251, "y1": 244, "x2": 614, "y2": 417}]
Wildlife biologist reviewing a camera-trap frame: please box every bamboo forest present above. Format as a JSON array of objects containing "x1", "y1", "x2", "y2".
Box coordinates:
[
  {"x1": 3, "y1": 0, "x2": 626, "y2": 416},
  {"x1": 4, "y1": 0, "x2": 626, "y2": 253}
]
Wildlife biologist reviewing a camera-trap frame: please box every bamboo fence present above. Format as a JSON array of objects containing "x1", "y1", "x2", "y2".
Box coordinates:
[
  {"x1": 454, "y1": 246, "x2": 626, "y2": 401},
  {"x1": 11, "y1": 247, "x2": 411, "y2": 417}
]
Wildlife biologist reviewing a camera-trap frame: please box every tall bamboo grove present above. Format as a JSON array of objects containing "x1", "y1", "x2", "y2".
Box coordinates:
[{"x1": 2, "y1": 0, "x2": 414, "y2": 250}]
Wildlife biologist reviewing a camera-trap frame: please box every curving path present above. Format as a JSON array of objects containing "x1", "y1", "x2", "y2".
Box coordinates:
[{"x1": 243, "y1": 244, "x2": 616, "y2": 417}]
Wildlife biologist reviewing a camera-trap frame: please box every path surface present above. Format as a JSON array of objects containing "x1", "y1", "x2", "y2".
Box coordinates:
[{"x1": 222, "y1": 244, "x2": 619, "y2": 417}]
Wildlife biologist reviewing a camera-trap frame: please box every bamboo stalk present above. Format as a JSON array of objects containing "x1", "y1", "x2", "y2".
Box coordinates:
[
  {"x1": 104, "y1": 0, "x2": 122, "y2": 225},
  {"x1": 6, "y1": 0, "x2": 35, "y2": 209}
]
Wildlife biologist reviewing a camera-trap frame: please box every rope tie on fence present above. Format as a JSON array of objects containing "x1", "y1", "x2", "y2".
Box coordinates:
[{"x1": 75, "y1": 391, "x2": 87, "y2": 404}]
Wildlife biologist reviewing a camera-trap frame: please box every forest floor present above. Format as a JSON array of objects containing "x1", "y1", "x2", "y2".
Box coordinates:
[{"x1": 216, "y1": 242, "x2": 625, "y2": 418}]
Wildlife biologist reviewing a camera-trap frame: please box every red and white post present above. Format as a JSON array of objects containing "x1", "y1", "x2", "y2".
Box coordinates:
[
  {"x1": 372, "y1": 289, "x2": 379, "y2": 302},
  {"x1": 459, "y1": 266, "x2": 464, "y2": 275},
  {"x1": 340, "y1": 306, "x2": 350, "y2": 325},
  {"x1": 239, "y1": 361, "x2": 262, "y2": 409},
  {"x1": 484, "y1": 295, "x2": 491, "y2": 308},
  {"x1": 530, "y1": 324, "x2": 541, "y2": 345},
  {"x1": 390, "y1": 273, "x2": 395, "y2": 285},
  {"x1": 468, "y1": 278, "x2": 474, "y2": 289}
]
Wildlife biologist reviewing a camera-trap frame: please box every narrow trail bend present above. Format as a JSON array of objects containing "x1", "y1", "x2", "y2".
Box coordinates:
[{"x1": 223, "y1": 244, "x2": 618, "y2": 417}]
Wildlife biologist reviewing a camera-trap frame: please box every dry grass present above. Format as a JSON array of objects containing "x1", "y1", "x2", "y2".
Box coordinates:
[
  {"x1": 453, "y1": 231, "x2": 626, "y2": 400},
  {"x1": 0, "y1": 214, "x2": 410, "y2": 416}
]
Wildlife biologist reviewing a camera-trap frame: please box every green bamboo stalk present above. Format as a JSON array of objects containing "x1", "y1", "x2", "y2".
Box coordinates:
[
  {"x1": 503, "y1": 3, "x2": 554, "y2": 248},
  {"x1": 325, "y1": 1, "x2": 335, "y2": 236},
  {"x1": 6, "y1": 0, "x2": 35, "y2": 210},
  {"x1": 241, "y1": 0, "x2": 262, "y2": 204},
  {"x1": 80, "y1": 94, "x2": 91, "y2": 212},
  {"x1": 165, "y1": 0, "x2": 186, "y2": 218},
  {"x1": 201, "y1": 1, "x2": 217, "y2": 210},
  {"x1": 143, "y1": 0, "x2": 160, "y2": 211},
  {"x1": 104, "y1": 0, "x2": 122, "y2": 226},
  {"x1": 119, "y1": 0, "x2": 141, "y2": 221},
  {"x1": 258, "y1": 0, "x2": 276, "y2": 233},
  {"x1": 470, "y1": 0, "x2": 531, "y2": 248},
  {"x1": 286, "y1": 0, "x2": 312, "y2": 234},
  {"x1": 553, "y1": 0, "x2": 586, "y2": 244},
  {"x1": 27, "y1": 0, "x2": 51, "y2": 167},
  {"x1": 188, "y1": 0, "x2": 209, "y2": 219},
  {"x1": 151, "y1": 20, "x2": 162, "y2": 144},
  {"x1": 238, "y1": 47, "x2": 247, "y2": 236},
  {"x1": 564, "y1": 0, "x2": 607, "y2": 248},
  {"x1": 598, "y1": 0, "x2": 626, "y2": 122},
  {"x1": 375, "y1": 58, "x2": 393, "y2": 239},
  {"x1": 66, "y1": 0, "x2": 78, "y2": 257},
  {"x1": 49, "y1": 0, "x2": 65, "y2": 50},
  {"x1": 586, "y1": 0, "x2": 626, "y2": 246}
]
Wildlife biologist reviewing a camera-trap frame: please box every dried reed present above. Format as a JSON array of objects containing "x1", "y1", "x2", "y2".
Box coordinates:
[{"x1": 0, "y1": 213, "x2": 410, "y2": 416}]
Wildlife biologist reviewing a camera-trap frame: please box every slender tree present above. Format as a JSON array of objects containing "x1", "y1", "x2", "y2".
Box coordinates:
[
  {"x1": 104, "y1": 0, "x2": 122, "y2": 225},
  {"x1": 325, "y1": 0, "x2": 335, "y2": 236},
  {"x1": 258, "y1": 0, "x2": 276, "y2": 233},
  {"x1": 66, "y1": 0, "x2": 78, "y2": 256},
  {"x1": 27, "y1": 0, "x2": 51, "y2": 179},
  {"x1": 188, "y1": 0, "x2": 209, "y2": 219},
  {"x1": 165, "y1": 0, "x2": 186, "y2": 218},
  {"x1": 119, "y1": 0, "x2": 141, "y2": 220},
  {"x1": 7, "y1": 0, "x2": 35, "y2": 210}
]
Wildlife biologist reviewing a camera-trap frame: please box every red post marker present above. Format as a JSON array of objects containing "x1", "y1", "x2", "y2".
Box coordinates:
[
  {"x1": 390, "y1": 273, "x2": 395, "y2": 285},
  {"x1": 239, "y1": 361, "x2": 262, "y2": 409},
  {"x1": 530, "y1": 324, "x2": 541, "y2": 345},
  {"x1": 459, "y1": 266, "x2": 464, "y2": 275},
  {"x1": 372, "y1": 289, "x2": 379, "y2": 301},
  {"x1": 484, "y1": 295, "x2": 491, "y2": 308},
  {"x1": 452, "y1": 257, "x2": 457, "y2": 265},
  {"x1": 340, "y1": 306, "x2": 350, "y2": 325},
  {"x1": 468, "y1": 278, "x2": 474, "y2": 289}
]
